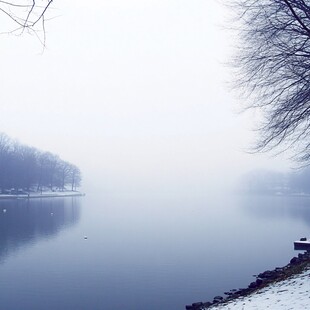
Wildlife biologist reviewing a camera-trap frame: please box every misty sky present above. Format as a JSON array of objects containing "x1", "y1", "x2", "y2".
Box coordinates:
[{"x1": 0, "y1": 0, "x2": 291, "y2": 193}]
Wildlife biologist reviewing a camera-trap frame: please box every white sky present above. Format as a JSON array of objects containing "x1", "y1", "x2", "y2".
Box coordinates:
[{"x1": 0, "y1": 0, "x2": 291, "y2": 193}]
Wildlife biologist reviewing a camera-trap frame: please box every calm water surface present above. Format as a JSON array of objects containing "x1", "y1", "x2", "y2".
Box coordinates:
[{"x1": 0, "y1": 192, "x2": 309, "y2": 310}]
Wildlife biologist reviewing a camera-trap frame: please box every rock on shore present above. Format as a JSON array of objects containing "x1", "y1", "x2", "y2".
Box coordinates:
[
  {"x1": 186, "y1": 251, "x2": 310, "y2": 310},
  {"x1": 207, "y1": 267, "x2": 310, "y2": 310}
]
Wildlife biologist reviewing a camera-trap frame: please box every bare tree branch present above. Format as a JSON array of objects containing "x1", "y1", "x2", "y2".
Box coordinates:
[
  {"x1": 230, "y1": 0, "x2": 310, "y2": 164},
  {"x1": 0, "y1": 0, "x2": 54, "y2": 44}
]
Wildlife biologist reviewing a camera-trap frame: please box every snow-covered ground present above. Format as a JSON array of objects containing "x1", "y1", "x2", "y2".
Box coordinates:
[
  {"x1": 208, "y1": 268, "x2": 310, "y2": 310},
  {"x1": 0, "y1": 190, "x2": 85, "y2": 199}
]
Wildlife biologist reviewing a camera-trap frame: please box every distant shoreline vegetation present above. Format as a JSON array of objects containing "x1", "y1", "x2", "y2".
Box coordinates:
[
  {"x1": 0, "y1": 133, "x2": 81, "y2": 195},
  {"x1": 239, "y1": 168, "x2": 310, "y2": 196}
]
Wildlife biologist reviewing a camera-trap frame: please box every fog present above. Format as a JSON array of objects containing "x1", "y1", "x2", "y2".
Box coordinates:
[{"x1": 0, "y1": 0, "x2": 290, "y2": 194}]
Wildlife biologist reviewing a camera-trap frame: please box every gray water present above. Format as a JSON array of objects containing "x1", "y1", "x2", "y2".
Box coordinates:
[{"x1": 0, "y1": 192, "x2": 309, "y2": 310}]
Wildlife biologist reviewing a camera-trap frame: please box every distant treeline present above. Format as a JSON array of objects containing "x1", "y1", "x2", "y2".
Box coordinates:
[
  {"x1": 240, "y1": 168, "x2": 310, "y2": 195},
  {"x1": 0, "y1": 133, "x2": 81, "y2": 193}
]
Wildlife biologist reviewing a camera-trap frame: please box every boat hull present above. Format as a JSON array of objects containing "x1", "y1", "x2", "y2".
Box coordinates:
[{"x1": 294, "y1": 240, "x2": 310, "y2": 251}]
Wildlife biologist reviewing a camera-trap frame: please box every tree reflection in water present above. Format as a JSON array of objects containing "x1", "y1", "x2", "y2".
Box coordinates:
[{"x1": 0, "y1": 197, "x2": 81, "y2": 262}]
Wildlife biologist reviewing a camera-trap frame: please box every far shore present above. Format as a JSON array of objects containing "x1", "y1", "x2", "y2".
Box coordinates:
[{"x1": 0, "y1": 191, "x2": 85, "y2": 200}]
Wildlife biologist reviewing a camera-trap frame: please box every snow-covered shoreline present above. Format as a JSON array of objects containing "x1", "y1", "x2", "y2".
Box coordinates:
[
  {"x1": 187, "y1": 251, "x2": 310, "y2": 310},
  {"x1": 0, "y1": 191, "x2": 85, "y2": 199},
  {"x1": 207, "y1": 267, "x2": 310, "y2": 310}
]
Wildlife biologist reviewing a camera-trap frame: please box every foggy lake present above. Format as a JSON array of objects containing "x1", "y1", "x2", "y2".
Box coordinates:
[
  {"x1": 1, "y1": 0, "x2": 309, "y2": 309},
  {"x1": 0, "y1": 192, "x2": 309, "y2": 310}
]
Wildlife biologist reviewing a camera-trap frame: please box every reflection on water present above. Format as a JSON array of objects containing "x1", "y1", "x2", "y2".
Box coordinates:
[
  {"x1": 240, "y1": 194, "x2": 310, "y2": 227},
  {"x1": 0, "y1": 197, "x2": 81, "y2": 263},
  {"x1": 0, "y1": 193, "x2": 309, "y2": 310}
]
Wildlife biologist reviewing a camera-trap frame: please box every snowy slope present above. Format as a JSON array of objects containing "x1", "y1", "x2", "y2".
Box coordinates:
[{"x1": 208, "y1": 268, "x2": 310, "y2": 310}]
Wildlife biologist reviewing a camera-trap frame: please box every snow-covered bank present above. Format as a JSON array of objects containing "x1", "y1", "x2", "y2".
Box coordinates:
[
  {"x1": 0, "y1": 191, "x2": 85, "y2": 199},
  {"x1": 207, "y1": 267, "x2": 310, "y2": 310},
  {"x1": 186, "y1": 251, "x2": 310, "y2": 310}
]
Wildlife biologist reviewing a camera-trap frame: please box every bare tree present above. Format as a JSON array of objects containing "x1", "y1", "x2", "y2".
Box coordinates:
[
  {"x1": 0, "y1": 133, "x2": 13, "y2": 192},
  {"x1": 0, "y1": 0, "x2": 54, "y2": 44},
  {"x1": 0, "y1": 133, "x2": 82, "y2": 193},
  {"x1": 231, "y1": 0, "x2": 310, "y2": 163},
  {"x1": 68, "y1": 165, "x2": 81, "y2": 191},
  {"x1": 56, "y1": 160, "x2": 72, "y2": 191}
]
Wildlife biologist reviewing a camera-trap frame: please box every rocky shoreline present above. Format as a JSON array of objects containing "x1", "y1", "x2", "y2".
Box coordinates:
[{"x1": 186, "y1": 251, "x2": 310, "y2": 310}]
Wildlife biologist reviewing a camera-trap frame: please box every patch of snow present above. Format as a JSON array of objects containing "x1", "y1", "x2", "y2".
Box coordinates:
[
  {"x1": 208, "y1": 268, "x2": 310, "y2": 310},
  {"x1": 0, "y1": 190, "x2": 85, "y2": 199}
]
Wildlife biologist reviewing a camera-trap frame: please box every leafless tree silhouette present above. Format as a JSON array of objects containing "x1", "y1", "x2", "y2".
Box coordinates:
[
  {"x1": 0, "y1": 0, "x2": 54, "y2": 45},
  {"x1": 231, "y1": 0, "x2": 310, "y2": 163}
]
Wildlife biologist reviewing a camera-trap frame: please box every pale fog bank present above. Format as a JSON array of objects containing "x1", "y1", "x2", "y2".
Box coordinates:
[
  {"x1": 76, "y1": 126, "x2": 292, "y2": 196},
  {"x1": 80, "y1": 139, "x2": 291, "y2": 197},
  {"x1": 0, "y1": 0, "x2": 293, "y2": 197}
]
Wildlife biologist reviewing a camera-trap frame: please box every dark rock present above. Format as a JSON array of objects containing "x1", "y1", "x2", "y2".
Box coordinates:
[
  {"x1": 258, "y1": 270, "x2": 277, "y2": 279},
  {"x1": 300, "y1": 237, "x2": 307, "y2": 241},
  {"x1": 203, "y1": 302, "x2": 212, "y2": 307},
  {"x1": 248, "y1": 281, "x2": 257, "y2": 289},
  {"x1": 212, "y1": 296, "x2": 224, "y2": 304},
  {"x1": 243, "y1": 288, "x2": 251, "y2": 295},
  {"x1": 290, "y1": 257, "x2": 300, "y2": 265},
  {"x1": 186, "y1": 250, "x2": 310, "y2": 310},
  {"x1": 229, "y1": 293, "x2": 240, "y2": 300},
  {"x1": 298, "y1": 253, "x2": 308, "y2": 261},
  {"x1": 257, "y1": 271, "x2": 267, "y2": 278},
  {"x1": 191, "y1": 302, "x2": 204, "y2": 309}
]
